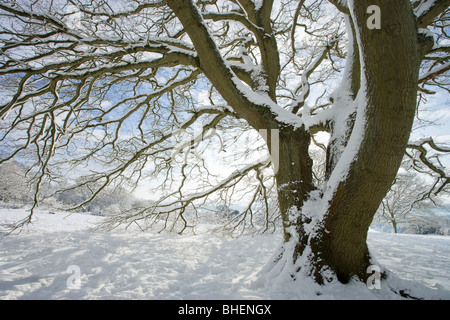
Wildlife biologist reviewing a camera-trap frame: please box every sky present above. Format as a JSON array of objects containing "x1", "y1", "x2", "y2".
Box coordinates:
[{"x1": 412, "y1": 90, "x2": 450, "y2": 145}]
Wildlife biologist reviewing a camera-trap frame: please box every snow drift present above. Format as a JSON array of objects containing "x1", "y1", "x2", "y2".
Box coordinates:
[{"x1": 0, "y1": 207, "x2": 449, "y2": 300}]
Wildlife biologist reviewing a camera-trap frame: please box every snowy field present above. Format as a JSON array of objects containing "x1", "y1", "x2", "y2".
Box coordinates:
[{"x1": 1, "y1": 207, "x2": 450, "y2": 300}]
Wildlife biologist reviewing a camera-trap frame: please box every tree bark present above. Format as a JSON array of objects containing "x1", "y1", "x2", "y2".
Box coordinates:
[
  {"x1": 392, "y1": 220, "x2": 398, "y2": 234},
  {"x1": 274, "y1": 125, "x2": 315, "y2": 243},
  {"x1": 288, "y1": 0, "x2": 422, "y2": 283}
]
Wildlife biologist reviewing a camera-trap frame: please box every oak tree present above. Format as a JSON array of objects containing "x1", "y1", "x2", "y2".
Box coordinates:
[{"x1": 0, "y1": 0, "x2": 449, "y2": 286}]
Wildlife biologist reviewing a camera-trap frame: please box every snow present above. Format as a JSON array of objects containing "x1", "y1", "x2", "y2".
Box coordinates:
[
  {"x1": 420, "y1": 62, "x2": 450, "y2": 82},
  {"x1": 1, "y1": 207, "x2": 450, "y2": 300},
  {"x1": 414, "y1": 0, "x2": 439, "y2": 18},
  {"x1": 230, "y1": 75, "x2": 305, "y2": 129}
]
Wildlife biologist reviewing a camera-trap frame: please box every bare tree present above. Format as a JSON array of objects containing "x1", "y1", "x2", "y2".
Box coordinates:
[
  {"x1": 375, "y1": 172, "x2": 438, "y2": 233},
  {"x1": 0, "y1": 0, "x2": 449, "y2": 287},
  {"x1": 0, "y1": 160, "x2": 30, "y2": 204}
]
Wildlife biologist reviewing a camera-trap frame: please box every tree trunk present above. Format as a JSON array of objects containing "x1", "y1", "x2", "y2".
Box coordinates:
[
  {"x1": 276, "y1": 0, "x2": 421, "y2": 284},
  {"x1": 273, "y1": 125, "x2": 315, "y2": 243},
  {"x1": 392, "y1": 220, "x2": 398, "y2": 234}
]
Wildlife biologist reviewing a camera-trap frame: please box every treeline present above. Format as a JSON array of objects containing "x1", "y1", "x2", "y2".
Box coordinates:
[{"x1": 0, "y1": 160, "x2": 149, "y2": 216}]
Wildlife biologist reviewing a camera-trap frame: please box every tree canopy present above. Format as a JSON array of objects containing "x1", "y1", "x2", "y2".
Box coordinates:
[{"x1": 0, "y1": 0, "x2": 449, "y2": 285}]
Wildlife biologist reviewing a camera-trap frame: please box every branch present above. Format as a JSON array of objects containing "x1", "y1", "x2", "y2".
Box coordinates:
[
  {"x1": 0, "y1": 3, "x2": 67, "y2": 31},
  {"x1": 172, "y1": 157, "x2": 271, "y2": 207},
  {"x1": 419, "y1": 61, "x2": 450, "y2": 83},
  {"x1": 290, "y1": 0, "x2": 307, "y2": 57},
  {"x1": 74, "y1": 0, "x2": 166, "y2": 18},
  {"x1": 165, "y1": 0, "x2": 284, "y2": 129},
  {"x1": 98, "y1": 156, "x2": 272, "y2": 234},
  {"x1": 291, "y1": 39, "x2": 338, "y2": 115},
  {"x1": 202, "y1": 11, "x2": 262, "y2": 34},
  {"x1": 415, "y1": 0, "x2": 450, "y2": 28},
  {"x1": 407, "y1": 138, "x2": 450, "y2": 195},
  {"x1": 204, "y1": 0, "x2": 280, "y2": 101},
  {"x1": 327, "y1": 0, "x2": 349, "y2": 14}
]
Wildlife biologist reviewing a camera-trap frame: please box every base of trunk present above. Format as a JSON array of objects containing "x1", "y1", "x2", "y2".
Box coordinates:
[
  {"x1": 257, "y1": 237, "x2": 438, "y2": 300},
  {"x1": 281, "y1": 208, "x2": 374, "y2": 285}
]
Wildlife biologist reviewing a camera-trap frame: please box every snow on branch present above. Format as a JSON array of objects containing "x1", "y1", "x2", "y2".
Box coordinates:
[
  {"x1": 291, "y1": 37, "x2": 340, "y2": 116},
  {"x1": 414, "y1": 0, "x2": 450, "y2": 28},
  {"x1": 407, "y1": 137, "x2": 450, "y2": 196},
  {"x1": 75, "y1": 1, "x2": 166, "y2": 18},
  {"x1": 327, "y1": 0, "x2": 349, "y2": 13},
  {"x1": 419, "y1": 62, "x2": 450, "y2": 83}
]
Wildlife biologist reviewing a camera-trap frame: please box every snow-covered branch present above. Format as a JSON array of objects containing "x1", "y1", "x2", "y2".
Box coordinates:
[
  {"x1": 419, "y1": 62, "x2": 450, "y2": 83},
  {"x1": 407, "y1": 138, "x2": 450, "y2": 195},
  {"x1": 414, "y1": 0, "x2": 450, "y2": 28}
]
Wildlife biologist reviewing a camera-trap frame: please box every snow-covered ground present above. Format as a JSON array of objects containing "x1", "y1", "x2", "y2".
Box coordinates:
[{"x1": 1, "y1": 207, "x2": 449, "y2": 300}]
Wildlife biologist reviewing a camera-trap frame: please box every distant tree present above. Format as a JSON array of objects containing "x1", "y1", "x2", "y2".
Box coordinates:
[
  {"x1": 405, "y1": 212, "x2": 450, "y2": 235},
  {"x1": 0, "y1": 161, "x2": 30, "y2": 204},
  {"x1": 54, "y1": 178, "x2": 135, "y2": 215},
  {"x1": 216, "y1": 204, "x2": 239, "y2": 218},
  {"x1": 375, "y1": 172, "x2": 437, "y2": 233}
]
